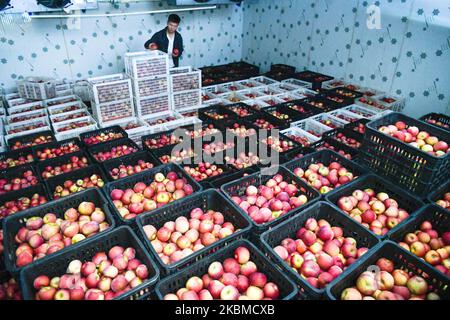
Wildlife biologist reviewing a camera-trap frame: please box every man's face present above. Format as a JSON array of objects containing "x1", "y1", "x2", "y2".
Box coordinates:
[{"x1": 167, "y1": 21, "x2": 179, "y2": 34}]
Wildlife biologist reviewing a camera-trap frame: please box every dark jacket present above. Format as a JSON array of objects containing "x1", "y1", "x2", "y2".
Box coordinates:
[{"x1": 144, "y1": 27, "x2": 184, "y2": 67}]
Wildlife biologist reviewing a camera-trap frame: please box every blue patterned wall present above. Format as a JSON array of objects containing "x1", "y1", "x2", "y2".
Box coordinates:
[
  {"x1": 242, "y1": 0, "x2": 450, "y2": 118},
  {"x1": 0, "y1": 1, "x2": 244, "y2": 92}
]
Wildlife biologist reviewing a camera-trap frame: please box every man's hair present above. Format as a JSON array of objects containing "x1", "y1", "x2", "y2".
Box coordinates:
[{"x1": 168, "y1": 14, "x2": 181, "y2": 24}]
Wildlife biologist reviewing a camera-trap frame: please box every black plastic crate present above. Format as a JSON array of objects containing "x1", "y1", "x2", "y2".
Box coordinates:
[
  {"x1": 326, "y1": 241, "x2": 450, "y2": 300},
  {"x1": 419, "y1": 113, "x2": 450, "y2": 131},
  {"x1": 387, "y1": 204, "x2": 450, "y2": 277},
  {"x1": 428, "y1": 180, "x2": 449, "y2": 209},
  {"x1": 104, "y1": 163, "x2": 202, "y2": 225},
  {"x1": 45, "y1": 164, "x2": 108, "y2": 200},
  {"x1": 223, "y1": 102, "x2": 258, "y2": 119},
  {"x1": 155, "y1": 239, "x2": 298, "y2": 300},
  {"x1": 0, "y1": 165, "x2": 41, "y2": 196},
  {"x1": 141, "y1": 128, "x2": 191, "y2": 152},
  {"x1": 102, "y1": 151, "x2": 160, "y2": 181},
  {"x1": 260, "y1": 201, "x2": 381, "y2": 298},
  {"x1": 209, "y1": 166, "x2": 258, "y2": 190},
  {"x1": 79, "y1": 125, "x2": 128, "y2": 147},
  {"x1": 310, "y1": 138, "x2": 359, "y2": 161},
  {"x1": 198, "y1": 105, "x2": 238, "y2": 123},
  {"x1": 180, "y1": 120, "x2": 224, "y2": 140},
  {"x1": 2, "y1": 188, "x2": 116, "y2": 275},
  {"x1": 325, "y1": 174, "x2": 425, "y2": 240},
  {"x1": 283, "y1": 149, "x2": 368, "y2": 195},
  {"x1": 32, "y1": 137, "x2": 83, "y2": 162},
  {"x1": 20, "y1": 226, "x2": 159, "y2": 300},
  {"x1": 243, "y1": 112, "x2": 289, "y2": 130},
  {"x1": 327, "y1": 87, "x2": 363, "y2": 100},
  {"x1": 221, "y1": 165, "x2": 321, "y2": 233},
  {"x1": 0, "y1": 183, "x2": 50, "y2": 221},
  {"x1": 136, "y1": 189, "x2": 252, "y2": 275},
  {"x1": 281, "y1": 100, "x2": 323, "y2": 119},
  {"x1": 35, "y1": 150, "x2": 92, "y2": 181},
  {"x1": 364, "y1": 112, "x2": 449, "y2": 194},
  {"x1": 0, "y1": 148, "x2": 35, "y2": 172},
  {"x1": 87, "y1": 138, "x2": 140, "y2": 163},
  {"x1": 358, "y1": 144, "x2": 441, "y2": 199},
  {"x1": 271, "y1": 63, "x2": 296, "y2": 74},
  {"x1": 7, "y1": 130, "x2": 55, "y2": 151}
]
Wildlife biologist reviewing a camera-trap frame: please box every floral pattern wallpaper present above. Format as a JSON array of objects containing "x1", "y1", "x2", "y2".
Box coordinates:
[{"x1": 0, "y1": 1, "x2": 244, "y2": 91}]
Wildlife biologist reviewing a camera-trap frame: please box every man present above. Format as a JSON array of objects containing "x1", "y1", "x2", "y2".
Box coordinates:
[{"x1": 145, "y1": 14, "x2": 184, "y2": 68}]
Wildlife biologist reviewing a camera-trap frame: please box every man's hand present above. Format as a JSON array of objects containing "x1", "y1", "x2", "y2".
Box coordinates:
[
  {"x1": 172, "y1": 48, "x2": 180, "y2": 57},
  {"x1": 148, "y1": 43, "x2": 158, "y2": 50}
]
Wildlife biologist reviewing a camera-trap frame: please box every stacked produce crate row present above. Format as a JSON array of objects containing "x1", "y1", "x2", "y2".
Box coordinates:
[
  {"x1": 87, "y1": 74, "x2": 135, "y2": 127},
  {"x1": 106, "y1": 117, "x2": 152, "y2": 148},
  {"x1": 45, "y1": 96, "x2": 97, "y2": 141},
  {"x1": 169, "y1": 67, "x2": 202, "y2": 113},
  {"x1": 125, "y1": 51, "x2": 171, "y2": 120}
]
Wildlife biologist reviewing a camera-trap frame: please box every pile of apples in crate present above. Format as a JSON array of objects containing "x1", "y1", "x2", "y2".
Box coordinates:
[{"x1": 2, "y1": 65, "x2": 450, "y2": 302}]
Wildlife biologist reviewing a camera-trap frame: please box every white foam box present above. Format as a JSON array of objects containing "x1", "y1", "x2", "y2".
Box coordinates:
[
  {"x1": 7, "y1": 100, "x2": 45, "y2": 115},
  {"x1": 124, "y1": 51, "x2": 169, "y2": 79},
  {"x1": 171, "y1": 90, "x2": 202, "y2": 112}
]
